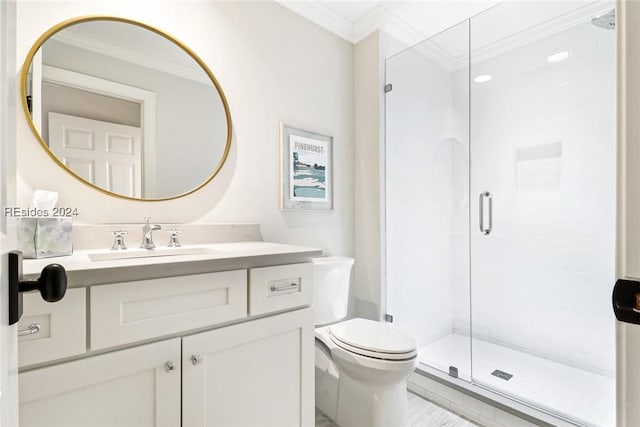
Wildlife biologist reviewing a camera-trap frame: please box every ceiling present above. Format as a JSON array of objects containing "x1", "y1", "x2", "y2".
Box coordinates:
[
  {"x1": 274, "y1": 0, "x2": 501, "y2": 46},
  {"x1": 51, "y1": 1, "x2": 615, "y2": 79},
  {"x1": 275, "y1": 0, "x2": 614, "y2": 53}
]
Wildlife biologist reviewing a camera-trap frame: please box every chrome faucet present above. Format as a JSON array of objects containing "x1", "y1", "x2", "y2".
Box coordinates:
[
  {"x1": 110, "y1": 230, "x2": 128, "y2": 250},
  {"x1": 141, "y1": 217, "x2": 161, "y2": 249}
]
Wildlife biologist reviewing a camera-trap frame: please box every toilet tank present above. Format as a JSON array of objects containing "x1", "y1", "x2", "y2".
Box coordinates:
[{"x1": 312, "y1": 256, "x2": 354, "y2": 326}]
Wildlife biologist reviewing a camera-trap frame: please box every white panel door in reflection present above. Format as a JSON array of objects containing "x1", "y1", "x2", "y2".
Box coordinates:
[{"x1": 48, "y1": 112, "x2": 142, "y2": 198}]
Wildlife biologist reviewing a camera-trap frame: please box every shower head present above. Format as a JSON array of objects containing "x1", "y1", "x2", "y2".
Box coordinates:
[{"x1": 592, "y1": 9, "x2": 615, "y2": 30}]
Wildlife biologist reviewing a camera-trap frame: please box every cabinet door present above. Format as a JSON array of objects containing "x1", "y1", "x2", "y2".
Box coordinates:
[
  {"x1": 19, "y1": 287, "x2": 86, "y2": 367},
  {"x1": 19, "y1": 338, "x2": 181, "y2": 427},
  {"x1": 182, "y1": 308, "x2": 314, "y2": 427}
]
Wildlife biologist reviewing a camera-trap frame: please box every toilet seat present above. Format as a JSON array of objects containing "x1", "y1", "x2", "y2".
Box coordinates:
[{"x1": 328, "y1": 318, "x2": 417, "y2": 361}]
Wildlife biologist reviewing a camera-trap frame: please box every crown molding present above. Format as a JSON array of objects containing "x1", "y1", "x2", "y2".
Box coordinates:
[
  {"x1": 51, "y1": 30, "x2": 211, "y2": 85},
  {"x1": 353, "y1": 5, "x2": 427, "y2": 46},
  {"x1": 274, "y1": 0, "x2": 355, "y2": 42},
  {"x1": 275, "y1": 0, "x2": 432, "y2": 48}
]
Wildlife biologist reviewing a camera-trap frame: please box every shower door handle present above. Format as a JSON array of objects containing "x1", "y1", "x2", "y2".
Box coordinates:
[{"x1": 479, "y1": 191, "x2": 492, "y2": 235}]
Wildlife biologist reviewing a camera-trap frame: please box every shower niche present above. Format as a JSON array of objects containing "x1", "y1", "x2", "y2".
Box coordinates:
[{"x1": 385, "y1": 2, "x2": 616, "y2": 426}]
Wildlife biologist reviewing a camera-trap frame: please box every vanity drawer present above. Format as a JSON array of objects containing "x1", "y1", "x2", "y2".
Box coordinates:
[
  {"x1": 249, "y1": 263, "x2": 313, "y2": 315},
  {"x1": 90, "y1": 270, "x2": 247, "y2": 350},
  {"x1": 19, "y1": 288, "x2": 86, "y2": 367}
]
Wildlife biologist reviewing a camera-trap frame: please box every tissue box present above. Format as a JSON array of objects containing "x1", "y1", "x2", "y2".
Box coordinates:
[{"x1": 17, "y1": 218, "x2": 73, "y2": 259}]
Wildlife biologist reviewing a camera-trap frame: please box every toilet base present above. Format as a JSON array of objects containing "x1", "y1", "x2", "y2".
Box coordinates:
[
  {"x1": 315, "y1": 324, "x2": 417, "y2": 426},
  {"x1": 315, "y1": 344, "x2": 340, "y2": 421},
  {"x1": 336, "y1": 372, "x2": 410, "y2": 427}
]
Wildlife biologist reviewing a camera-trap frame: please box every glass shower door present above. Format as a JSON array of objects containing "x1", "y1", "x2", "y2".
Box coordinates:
[
  {"x1": 385, "y1": 20, "x2": 471, "y2": 381},
  {"x1": 468, "y1": 3, "x2": 616, "y2": 425}
]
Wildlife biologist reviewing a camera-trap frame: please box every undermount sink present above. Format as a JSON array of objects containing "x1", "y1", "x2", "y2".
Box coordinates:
[{"x1": 88, "y1": 246, "x2": 215, "y2": 262}]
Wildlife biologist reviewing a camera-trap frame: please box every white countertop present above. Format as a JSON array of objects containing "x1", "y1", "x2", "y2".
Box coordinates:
[{"x1": 23, "y1": 241, "x2": 323, "y2": 287}]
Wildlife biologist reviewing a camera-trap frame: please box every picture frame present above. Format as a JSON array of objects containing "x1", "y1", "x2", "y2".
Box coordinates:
[{"x1": 280, "y1": 123, "x2": 333, "y2": 211}]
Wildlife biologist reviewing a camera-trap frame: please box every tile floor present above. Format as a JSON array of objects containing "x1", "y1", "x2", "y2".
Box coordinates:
[{"x1": 315, "y1": 391, "x2": 478, "y2": 427}]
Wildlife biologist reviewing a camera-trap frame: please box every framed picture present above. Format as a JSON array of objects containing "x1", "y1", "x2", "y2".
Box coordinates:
[{"x1": 280, "y1": 123, "x2": 333, "y2": 211}]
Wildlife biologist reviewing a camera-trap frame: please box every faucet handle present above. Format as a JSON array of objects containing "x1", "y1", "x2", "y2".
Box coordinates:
[
  {"x1": 110, "y1": 230, "x2": 128, "y2": 250},
  {"x1": 166, "y1": 228, "x2": 182, "y2": 247}
]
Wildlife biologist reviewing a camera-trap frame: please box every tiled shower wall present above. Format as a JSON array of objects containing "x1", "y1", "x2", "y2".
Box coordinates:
[
  {"x1": 385, "y1": 41, "x2": 461, "y2": 349},
  {"x1": 458, "y1": 19, "x2": 616, "y2": 374}
]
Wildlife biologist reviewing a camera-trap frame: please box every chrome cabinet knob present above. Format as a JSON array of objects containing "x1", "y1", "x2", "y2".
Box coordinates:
[
  {"x1": 191, "y1": 354, "x2": 202, "y2": 365},
  {"x1": 165, "y1": 360, "x2": 176, "y2": 373},
  {"x1": 18, "y1": 323, "x2": 41, "y2": 337}
]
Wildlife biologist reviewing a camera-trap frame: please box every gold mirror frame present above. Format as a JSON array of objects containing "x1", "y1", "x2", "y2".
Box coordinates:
[{"x1": 20, "y1": 15, "x2": 232, "y2": 201}]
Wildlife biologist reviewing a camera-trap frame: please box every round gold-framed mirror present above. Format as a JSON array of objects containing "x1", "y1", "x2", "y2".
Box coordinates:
[{"x1": 21, "y1": 16, "x2": 232, "y2": 201}]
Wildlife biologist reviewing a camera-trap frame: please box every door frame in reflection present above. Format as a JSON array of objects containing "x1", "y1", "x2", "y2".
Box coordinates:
[{"x1": 36, "y1": 65, "x2": 158, "y2": 196}]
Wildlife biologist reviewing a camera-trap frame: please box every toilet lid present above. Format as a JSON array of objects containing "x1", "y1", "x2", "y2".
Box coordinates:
[{"x1": 329, "y1": 318, "x2": 417, "y2": 360}]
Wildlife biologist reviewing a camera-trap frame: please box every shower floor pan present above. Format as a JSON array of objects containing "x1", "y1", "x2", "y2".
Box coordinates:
[{"x1": 418, "y1": 333, "x2": 614, "y2": 426}]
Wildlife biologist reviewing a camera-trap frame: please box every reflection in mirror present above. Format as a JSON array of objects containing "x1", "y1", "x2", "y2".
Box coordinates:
[{"x1": 22, "y1": 17, "x2": 231, "y2": 200}]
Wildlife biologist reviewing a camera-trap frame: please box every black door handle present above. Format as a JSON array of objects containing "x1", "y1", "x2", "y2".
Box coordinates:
[
  {"x1": 8, "y1": 250, "x2": 67, "y2": 325},
  {"x1": 613, "y1": 278, "x2": 640, "y2": 325}
]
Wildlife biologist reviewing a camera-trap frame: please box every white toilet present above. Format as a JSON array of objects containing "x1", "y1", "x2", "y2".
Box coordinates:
[{"x1": 313, "y1": 257, "x2": 417, "y2": 427}]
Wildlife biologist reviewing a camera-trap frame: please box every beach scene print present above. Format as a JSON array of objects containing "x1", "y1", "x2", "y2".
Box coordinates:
[{"x1": 289, "y1": 134, "x2": 329, "y2": 202}]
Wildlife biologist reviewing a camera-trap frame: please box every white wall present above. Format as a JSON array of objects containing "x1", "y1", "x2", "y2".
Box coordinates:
[
  {"x1": 352, "y1": 30, "x2": 412, "y2": 321},
  {"x1": 353, "y1": 32, "x2": 383, "y2": 320},
  {"x1": 41, "y1": 82, "x2": 141, "y2": 137},
  {"x1": 16, "y1": 1, "x2": 354, "y2": 258},
  {"x1": 385, "y1": 38, "x2": 467, "y2": 349},
  {"x1": 451, "y1": 58, "x2": 470, "y2": 337}
]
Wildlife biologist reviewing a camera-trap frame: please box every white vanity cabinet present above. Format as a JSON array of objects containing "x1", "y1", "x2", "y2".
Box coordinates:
[
  {"x1": 182, "y1": 308, "x2": 314, "y2": 427},
  {"x1": 17, "y1": 288, "x2": 86, "y2": 368},
  {"x1": 19, "y1": 338, "x2": 181, "y2": 427},
  {"x1": 18, "y1": 253, "x2": 316, "y2": 427},
  {"x1": 89, "y1": 270, "x2": 247, "y2": 350}
]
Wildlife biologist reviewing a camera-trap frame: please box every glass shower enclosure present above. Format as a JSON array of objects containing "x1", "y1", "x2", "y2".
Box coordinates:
[{"x1": 385, "y1": 2, "x2": 616, "y2": 425}]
